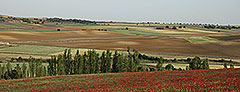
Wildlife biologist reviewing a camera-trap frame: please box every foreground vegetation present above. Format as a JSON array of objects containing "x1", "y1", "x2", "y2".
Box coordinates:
[{"x1": 0, "y1": 68, "x2": 239, "y2": 91}]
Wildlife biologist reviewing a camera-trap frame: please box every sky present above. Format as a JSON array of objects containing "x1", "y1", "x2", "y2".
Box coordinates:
[{"x1": 0, "y1": 0, "x2": 240, "y2": 25}]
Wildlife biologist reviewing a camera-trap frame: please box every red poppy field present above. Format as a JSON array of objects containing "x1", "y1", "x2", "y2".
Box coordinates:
[{"x1": 0, "y1": 68, "x2": 239, "y2": 92}]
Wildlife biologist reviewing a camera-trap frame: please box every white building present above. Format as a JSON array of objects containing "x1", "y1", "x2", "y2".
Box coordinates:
[{"x1": 0, "y1": 42, "x2": 11, "y2": 45}]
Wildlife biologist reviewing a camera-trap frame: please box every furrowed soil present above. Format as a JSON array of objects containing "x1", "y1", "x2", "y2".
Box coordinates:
[{"x1": 0, "y1": 30, "x2": 240, "y2": 58}]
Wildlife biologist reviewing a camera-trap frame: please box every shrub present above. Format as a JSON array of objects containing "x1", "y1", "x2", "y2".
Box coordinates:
[{"x1": 165, "y1": 64, "x2": 174, "y2": 70}]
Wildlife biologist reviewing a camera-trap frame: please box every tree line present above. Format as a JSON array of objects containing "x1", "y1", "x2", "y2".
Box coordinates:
[
  {"x1": 0, "y1": 48, "x2": 147, "y2": 80},
  {"x1": 0, "y1": 48, "x2": 228, "y2": 80}
]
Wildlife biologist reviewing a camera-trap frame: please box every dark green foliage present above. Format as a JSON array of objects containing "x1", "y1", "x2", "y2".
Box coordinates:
[
  {"x1": 189, "y1": 57, "x2": 209, "y2": 70},
  {"x1": 15, "y1": 64, "x2": 22, "y2": 78},
  {"x1": 112, "y1": 50, "x2": 120, "y2": 73},
  {"x1": 0, "y1": 48, "x2": 215, "y2": 80},
  {"x1": 112, "y1": 51, "x2": 126, "y2": 73},
  {"x1": 74, "y1": 50, "x2": 83, "y2": 74},
  {"x1": 28, "y1": 57, "x2": 35, "y2": 77},
  {"x1": 57, "y1": 54, "x2": 65, "y2": 75},
  {"x1": 172, "y1": 26, "x2": 177, "y2": 29},
  {"x1": 6, "y1": 62, "x2": 12, "y2": 72},
  {"x1": 105, "y1": 50, "x2": 112, "y2": 73},
  {"x1": 165, "y1": 64, "x2": 174, "y2": 70},
  {"x1": 156, "y1": 57, "x2": 164, "y2": 71},
  {"x1": 137, "y1": 66, "x2": 146, "y2": 72},
  {"x1": 48, "y1": 56, "x2": 57, "y2": 76},
  {"x1": 22, "y1": 63, "x2": 27, "y2": 78},
  {"x1": 83, "y1": 52, "x2": 88, "y2": 74},
  {"x1": 1, "y1": 65, "x2": 6, "y2": 79},
  {"x1": 100, "y1": 50, "x2": 112, "y2": 73},
  {"x1": 4, "y1": 70, "x2": 18, "y2": 80},
  {"x1": 186, "y1": 66, "x2": 190, "y2": 70},
  {"x1": 65, "y1": 49, "x2": 72, "y2": 75},
  {"x1": 0, "y1": 65, "x2": 1, "y2": 78},
  {"x1": 127, "y1": 55, "x2": 135, "y2": 72},
  {"x1": 87, "y1": 50, "x2": 100, "y2": 74},
  {"x1": 36, "y1": 59, "x2": 43, "y2": 77},
  {"x1": 230, "y1": 64, "x2": 234, "y2": 68},
  {"x1": 223, "y1": 62, "x2": 228, "y2": 69}
]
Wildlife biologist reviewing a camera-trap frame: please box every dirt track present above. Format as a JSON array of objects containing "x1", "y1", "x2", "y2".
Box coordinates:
[{"x1": 0, "y1": 30, "x2": 240, "y2": 58}]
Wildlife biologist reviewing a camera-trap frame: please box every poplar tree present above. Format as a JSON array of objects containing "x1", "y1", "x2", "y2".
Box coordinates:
[
  {"x1": 94, "y1": 52, "x2": 100, "y2": 73},
  {"x1": 82, "y1": 52, "x2": 88, "y2": 74},
  {"x1": 112, "y1": 50, "x2": 119, "y2": 73},
  {"x1": 127, "y1": 55, "x2": 135, "y2": 72},
  {"x1": 112, "y1": 50, "x2": 124, "y2": 73},
  {"x1": 29, "y1": 57, "x2": 35, "y2": 77},
  {"x1": 57, "y1": 54, "x2": 65, "y2": 75},
  {"x1": 43, "y1": 66, "x2": 47, "y2": 76},
  {"x1": 105, "y1": 50, "x2": 112, "y2": 73},
  {"x1": 133, "y1": 49, "x2": 140, "y2": 66},
  {"x1": 202, "y1": 59, "x2": 209, "y2": 69},
  {"x1": 75, "y1": 53, "x2": 83, "y2": 74},
  {"x1": 156, "y1": 57, "x2": 164, "y2": 71},
  {"x1": 230, "y1": 63, "x2": 234, "y2": 68},
  {"x1": 118, "y1": 54, "x2": 126, "y2": 72},
  {"x1": 65, "y1": 49, "x2": 72, "y2": 75},
  {"x1": 73, "y1": 50, "x2": 80, "y2": 74},
  {"x1": 22, "y1": 63, "x2": 27, "y2": 78},
  {"x1": 15, "y1": 64, "x2": 22, "y2": 78},
  {"x1": 1, "y1": 65, "x2": 6, "y2": 79},
  {"x1": 36, "y1": 59, "x2": 43, "y2": 77},
  {"x1": 223, "y1": 62, "x2": 228, "y2": 69},
  {"x1": 6, "y1": 62, "x2": 12, "y2": 72},
  {"x1": 5, "y1": 62, "x2": 12, "y2": 79},
  {"x1": 100, "y1": 51, "x2": 106, "y2": 73},
  {"x1": 87, "y1": 50, "x2": 94, "y2": 74},
  {"x1": 0, "y1": 64, "x2": 2, "y2": 79}
]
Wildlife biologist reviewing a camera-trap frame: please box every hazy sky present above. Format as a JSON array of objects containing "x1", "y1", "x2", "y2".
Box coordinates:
[{"x1": 0, "y1": 0, "x2": 239, "y2": 25}]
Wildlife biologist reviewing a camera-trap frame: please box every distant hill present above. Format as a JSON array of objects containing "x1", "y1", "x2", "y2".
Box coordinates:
[{"x1": 0, "y1": 14, "x2": 96, "y2": 25}]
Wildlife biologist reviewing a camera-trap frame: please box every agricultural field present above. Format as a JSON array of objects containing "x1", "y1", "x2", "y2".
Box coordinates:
[
  {"x1": 0, "y1": 68, "x2": 239, "y2": 91},
  {"x1": 0, "y1": 15, "x2": 240, "y2": 91},
  {"x1": 1, "y1": 18, "x2": 240, "y2": 68},
  {"x1": 0, "y1": 0, "x2": 240, "y2": 91},
  {"x1": 0, "y1": 28, "x2": 240, "y2": 59}
]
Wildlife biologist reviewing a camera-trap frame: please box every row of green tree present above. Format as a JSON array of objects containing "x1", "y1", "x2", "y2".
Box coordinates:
[
  {"x1": 0, "y1": 48, "x2": 151, "y2": 80},
  {"x1": 0, "y1": 48, "x2": 216, "y2": 80}
]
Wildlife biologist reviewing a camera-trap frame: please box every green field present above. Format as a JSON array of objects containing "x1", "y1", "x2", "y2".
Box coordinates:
[
  {"x1": 109, "y1": 28, "x2": 195, "y2": 36},
  {"x1": 142, "y1": 63, "x2": 240, "y2": 69},
  {"x1": 0, "y1": 45, "x2": 71, "y2": 55},
  {"x1": 0, "y1": 23, "x2": 33, "y2": 28},
  {"x1": 173, "y1": 36, "x2": 221, "y2": 43}
]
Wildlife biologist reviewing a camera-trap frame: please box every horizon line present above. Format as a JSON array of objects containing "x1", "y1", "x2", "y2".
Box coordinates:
[{"x1": 0, "y1": 13, "x2": 239, "y2": 26}]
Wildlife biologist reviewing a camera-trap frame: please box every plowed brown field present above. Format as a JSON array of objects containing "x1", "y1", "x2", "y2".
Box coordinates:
[{"x1": 0, "y1": 30, "x2": 240, "y2": 58}]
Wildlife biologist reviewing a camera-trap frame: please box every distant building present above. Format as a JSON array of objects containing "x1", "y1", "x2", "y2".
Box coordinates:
[{"x1": 0, "y1": 42, "x2": 11, "y2": 45}]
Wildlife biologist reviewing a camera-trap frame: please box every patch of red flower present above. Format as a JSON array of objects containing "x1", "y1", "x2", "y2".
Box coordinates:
[{"x1": 0, "y1": 68, "x2": 239, "y2": 91}]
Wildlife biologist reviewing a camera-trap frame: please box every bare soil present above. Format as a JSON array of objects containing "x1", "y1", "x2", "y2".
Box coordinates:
[{"x1": 0, "y1": 30, "x2": 240, "y2": 58}]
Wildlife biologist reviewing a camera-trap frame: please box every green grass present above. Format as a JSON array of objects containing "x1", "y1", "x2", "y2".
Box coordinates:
[
  {"x1": 173, "y1": 36, "x2": 221, "y2": 43},
  {"x1": 0, "y1": 45, "x2": 71, "y2": 55}
]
